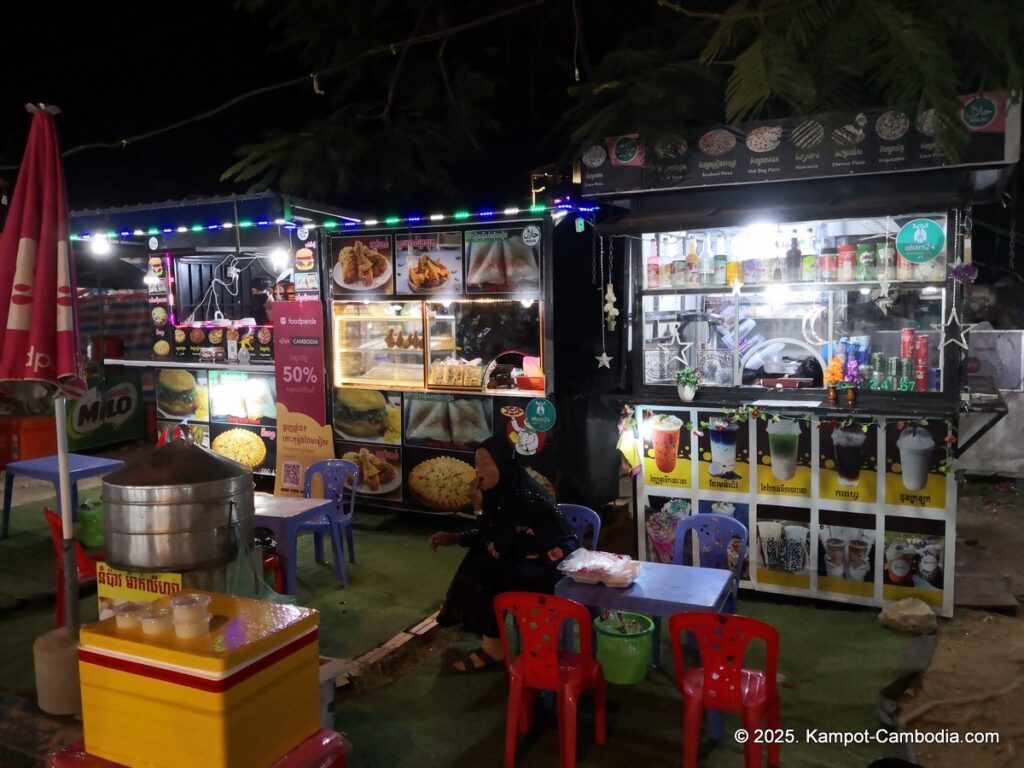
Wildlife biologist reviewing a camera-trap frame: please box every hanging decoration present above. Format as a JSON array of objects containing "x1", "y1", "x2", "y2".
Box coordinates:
[
  {"x1": 931, "y1": 297, "x2": 977, "y2": 351},
  {"x1": 603, "y1": 240, "x2": 619, "y2": 331},
  {"x1": 595, "y1": 235, "x2": 613, "y2": 369},
  {"x1": 874, "y1": 280, "x2": 894, "y2": 316},
  {"x1": 949, "y1": 261, "x2": 978, "y2": 283}
]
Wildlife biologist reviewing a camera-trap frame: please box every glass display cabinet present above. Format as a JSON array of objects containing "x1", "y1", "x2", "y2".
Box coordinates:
[{"x1": 638, "y1": 213, "x2": 950, "y2": 396}]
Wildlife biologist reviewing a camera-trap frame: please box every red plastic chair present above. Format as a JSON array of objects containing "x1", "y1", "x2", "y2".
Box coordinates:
[
  {"x1": 493, "y1": 592, "x2": 606, "y2": 768},
  {"x1": 669, "y1": 611, "x2": 781, "y2": 768},
  {"x1": 43, "y1": 507, "x2": 105, "y2": 628},
  {"x1": 263, "y1": 552, "x2": 285, "y2": 594}
]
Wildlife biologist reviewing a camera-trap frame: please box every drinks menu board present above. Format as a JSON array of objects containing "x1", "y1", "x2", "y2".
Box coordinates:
[{"x1": 633, "y1": 405, "x2": 956, "y2": 615}]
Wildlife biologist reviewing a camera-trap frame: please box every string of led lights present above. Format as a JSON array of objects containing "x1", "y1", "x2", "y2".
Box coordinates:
[{"x1": 68, "y1": 200, "x2": 599, "y2": 242}]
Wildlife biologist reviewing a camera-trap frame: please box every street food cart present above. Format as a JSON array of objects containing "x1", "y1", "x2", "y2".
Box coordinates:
[{"x1": 583, "y1": 93, "x2": 1021, "y2": 616}]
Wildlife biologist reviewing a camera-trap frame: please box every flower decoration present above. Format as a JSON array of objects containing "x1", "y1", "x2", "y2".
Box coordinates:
[
  {"x1": 823, "y1": 356, "x2": 846, "y2": 386},
  {"x1": 603, "y1": 284, "x2": 619, "y2": 331},
  {"x1": 950, "y1": 261, "x2": 978, "y2": 284},
  {"x1": 846, "y1": 357, "x2": 863, "y2": 384}
]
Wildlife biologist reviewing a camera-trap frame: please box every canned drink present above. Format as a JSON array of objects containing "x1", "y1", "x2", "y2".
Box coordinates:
[
  {"x1": 872, "y1": 370, "x2": 884, "y2": 388},
  {"x1": 837, "y1": 337, "x2": 849, "y2": 359},
  {"x1": 900, "y1": 328, "x2": 914, "y2": 358},
  {"x1": 871, "y1": 351, "x2": 885, "y2": 371},
  {"x1": 930, "y1": 367, "x2": 942, "y2": 391},
  {"x1": 915, "y1": 365, "x2": 928, "y2": 391},
  {"x1": 899, "y1": 357, "x2": 914, "y2": 379},
  {"x1": 887, "y1": 356, "x2": 899, "y2": 377},
  {"x1": 860, "y1": 364, "x2": 873, "y2": 381},
  {"x1": 914, "y1": 334, "x2": 929, "y2": 364},
  {"x1": 884, "y1": 375, "x2": 898, "y2": 391}
]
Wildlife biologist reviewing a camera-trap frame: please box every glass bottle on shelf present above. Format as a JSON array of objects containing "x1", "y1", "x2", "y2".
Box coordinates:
[
  {"x1": 772, "y1": 238, "x2": 784, "y2": 282},
  {"x1": 726, "y1": 244, "x2": 742, "y2": 286},
  {"x1": 660, "y1": 235, "x2": 675, "y2": 288},
  {"x1": 785, "y1": 230, "x2": 802, "y2": 282},
  {"x1": 699, "y1": 234, "x2": 715, "y2": 287}
]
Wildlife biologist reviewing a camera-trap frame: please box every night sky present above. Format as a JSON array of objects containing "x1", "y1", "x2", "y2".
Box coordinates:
[{"x1": 1, "y1": 1, "x2": 308, "y2": 210}]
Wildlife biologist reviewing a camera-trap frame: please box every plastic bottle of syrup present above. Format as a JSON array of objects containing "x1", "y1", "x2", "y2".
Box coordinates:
[
  {"x1": 645, "y1": 237, "x2": 660, "y2": 289},
  {"x1": 699, "y1": 234, "x2": 715, "y2": 287},
  {"x1": 684, "y1": 236, "x2": 701, "y2": 287},
  {"x1": 714, "y1": 234, "x2": 729, "y2": 285}
]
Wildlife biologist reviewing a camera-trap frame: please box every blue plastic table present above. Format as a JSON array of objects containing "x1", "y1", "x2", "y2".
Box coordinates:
[
  {"x1": 2, "y1": 454, "x2": 124, "y2": 538},
  {"x1": 554, "y1": 561, "x2": 732, "y2": 668},
  {"x1": 254, "y1": 495, "x2": 340, "y2": 596}
]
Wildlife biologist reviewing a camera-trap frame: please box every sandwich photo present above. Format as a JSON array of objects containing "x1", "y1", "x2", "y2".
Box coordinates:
[
  {"x1": 467, "y1": 235, "x2": 539, "y2": 289},
  {"x1": 466, "y1": 241, "x2": 507, "y2": 286},
  {"x1": 406, "y1": 398, "x2": 492, "y2": 448},
  {"x1": 156, "y1": 370, "x2": 199, "y2": 416},
  {"x1": 334, "y1": 388, "x2": 389, "y2": 438},
  {"x1": 406, "y1": 399, "x2": 452, "y2": 444},
  {"x1": 448, "y1": 399, "x2": 491, "y2": 446}
]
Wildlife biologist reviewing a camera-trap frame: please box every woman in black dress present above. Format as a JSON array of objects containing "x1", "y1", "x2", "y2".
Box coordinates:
[{"x1": 429, "y1": 436, "x2": 578, "y2": 671}]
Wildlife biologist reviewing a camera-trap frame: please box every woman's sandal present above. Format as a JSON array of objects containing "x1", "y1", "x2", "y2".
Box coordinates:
[{"x1": 451, "y1": 647, "x2": 502, "y2": 673}]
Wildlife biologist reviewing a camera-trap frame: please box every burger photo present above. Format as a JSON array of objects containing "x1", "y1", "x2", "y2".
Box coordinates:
[
  {"x1": 334, "y1": 389, "x2": 388, "y2": 438},
  {"x1": 295, "y1": 247, "x2": 315, "y2": 272},
  {"x1": 157, "y1": 369, "x2": 200, "y2": 416}
]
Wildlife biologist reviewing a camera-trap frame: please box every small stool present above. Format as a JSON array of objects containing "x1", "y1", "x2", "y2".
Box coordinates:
[{"x1": 2, "y1": 454, "x2": 124, "y2": 538}]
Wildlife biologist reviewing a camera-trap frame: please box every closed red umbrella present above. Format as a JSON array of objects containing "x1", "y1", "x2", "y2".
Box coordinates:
[{"x1": 0, "y1": 105, "x2": 86, "y2": 639}]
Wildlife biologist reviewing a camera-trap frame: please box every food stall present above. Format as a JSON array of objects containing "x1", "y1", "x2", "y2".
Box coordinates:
[
  {"x1": 72, "y1": 193, "x2": 360, "y2": 478},
  {"x1": 325, "y1": 213, "x2": 559, "y2": 514},
  {"x1": 583, "y1": 93, "x2": 1021, "y2": 616}
]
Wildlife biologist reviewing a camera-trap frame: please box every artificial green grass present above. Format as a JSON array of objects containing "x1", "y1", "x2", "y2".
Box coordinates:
[
  {"x1": 0, "y1": 488, "x2": 464, "y2": 692},
  {"x1": 337, "y1": 600, "x2": 910, "y2": 768}
]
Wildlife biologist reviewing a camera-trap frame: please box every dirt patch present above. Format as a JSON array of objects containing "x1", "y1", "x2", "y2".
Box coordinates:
[{"x1": 899, "y1": 479, "x2": 1024, "y2": 767}]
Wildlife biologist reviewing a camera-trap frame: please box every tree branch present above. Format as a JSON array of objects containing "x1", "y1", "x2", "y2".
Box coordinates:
[
  {"x1": 377, "y1": 13, "x2": 426, "y2": 124},
  {"x1": 438, "y1": 38, "x2": 480, "y2": 151}
]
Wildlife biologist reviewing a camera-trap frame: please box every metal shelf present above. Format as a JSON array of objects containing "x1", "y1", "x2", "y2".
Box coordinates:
[
  {"x1": 105, "y1": 357, "x2": 274, "y2": 373},
  {"x1": 641, "y1": 280, "x2": 945, "y2": 296}
]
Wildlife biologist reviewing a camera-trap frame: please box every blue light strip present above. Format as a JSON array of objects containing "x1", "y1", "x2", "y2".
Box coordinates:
[{"x1": 66, "y1": 201, "x2": 599, "y2": 241}]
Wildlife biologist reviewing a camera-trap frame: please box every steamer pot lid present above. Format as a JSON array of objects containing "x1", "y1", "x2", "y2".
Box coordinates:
[{"x1": 104, "y1": 437, "x2": 251, "y2": 488}]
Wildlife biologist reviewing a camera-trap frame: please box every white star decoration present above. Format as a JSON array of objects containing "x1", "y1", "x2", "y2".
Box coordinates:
[
  {"x1": 672, "y1": 342, "x2": 693, "y2": 369},
  {"x1": 931, "y1": 306, "x2": 977, "y2": 351},
  {"x1": 596, "y1": 351, "x2": 613, "y2": 368}
]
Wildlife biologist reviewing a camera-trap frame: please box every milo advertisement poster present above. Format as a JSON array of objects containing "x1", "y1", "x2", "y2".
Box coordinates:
[
  {"x1": 819, "y1": 420, "x2": 878, "y2": 504},
  {"x1": 884, "y1": 421, "x2": 948, "y2": 509},
  {"x1": 697, "y1": 411, "x2": 750, "y2": 494},
  {"x1": 756, "y1": 417, "x2": 812, "y2": 498},
  {"x1": 641, "y1": 409, "x2": 693, "y2": 491}
]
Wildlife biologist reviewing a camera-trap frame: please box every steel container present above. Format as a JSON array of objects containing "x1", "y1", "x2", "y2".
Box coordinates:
[{"x1": 102, "y1": 437, "x2": 255, "y2": 572}]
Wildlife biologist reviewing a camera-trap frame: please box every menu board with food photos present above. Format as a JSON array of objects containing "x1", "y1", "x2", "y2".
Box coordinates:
[
  {"x1": 210, "y1": 422, "x2": 277, "y2": 476},
  {"x1": 634, "y1": 406, "x2": 957, "y2": 615},
  {"x1": 464, "y1": 225, "x2": 542, "y2": 294},
  {"x1": 148, "y1": 256, "x2": 173, "y2": 360},
  {"x1": 208, "y1": 370, "x2": 276, "y2": 425},
  {"x1": 404, "y1": 393, "x2": 493, "y2": 451},
  {"x1": 330, "y1": 235, "x2": 394, "y2": 296},
  {"x1": 395, "y1": 231, "x2": 463, "y2": 296},
  {"x1": 336, "y1": 441, "x2": 403, "y2": 503},
  {"x1": 583, "y1": 91, "x2": 1020, "y2": 195},
  {"x1": 156, "y1": 369, "x2": 209, "y2": 422}
]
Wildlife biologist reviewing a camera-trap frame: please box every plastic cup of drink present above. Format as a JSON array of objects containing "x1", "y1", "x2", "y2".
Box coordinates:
[
  {"x1": 651, "y1": 415, "x2": 684, "y2": 473},
  {"x1": 170, "y1": 592, "x2": 212, "y2": 624},
  {"x1": 141, "y1": 607, "x2": 174, "y2": 636},
  {"x1": 174, "y1": 613, "x2": 212, "y2": 640},
  {"x1": 766, "y1": 420, "x2": 802, "y2": 481},
  {"x1": 897, "y1": 427, "x2": 935, "y2": 491}
]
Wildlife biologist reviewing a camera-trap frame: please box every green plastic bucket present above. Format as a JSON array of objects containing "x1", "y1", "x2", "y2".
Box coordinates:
[{"x1": 593, "y1": 612, "x2": 654, "y2": 684}]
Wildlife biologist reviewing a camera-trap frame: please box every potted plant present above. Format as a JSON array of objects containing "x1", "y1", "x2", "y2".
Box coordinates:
[{"x1": 675, "y1": 366, "x2": 700, "y2": 401}]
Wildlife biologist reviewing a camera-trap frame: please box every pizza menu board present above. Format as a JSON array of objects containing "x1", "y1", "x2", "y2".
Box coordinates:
[
  {"x1": 331, "y1": 389, "x2": 557, "y2": 513},
  {"x1": 583, "y1": 91, "x2": 1020, "y2": 195},
  {"x1": 328, "y1": 221, "x2": 544, "y2": 298},
  {"x1": 634, "y1": 407, "x2": 956, "y2": 615}
]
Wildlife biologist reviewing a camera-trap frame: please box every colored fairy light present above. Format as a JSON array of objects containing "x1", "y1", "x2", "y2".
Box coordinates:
[
  {"x1": 406, "y1": 216, "x2": 422, "y2": 223},
  {"x1": 453, "y1": 211, "x2": 470, "y2": 220},
  {"x1": 478, "y1": 210, "x2": 495, "y2": 217},
  {"x1": 273, "y1": 218, "x2": 286, "y2": 225},
  {"x1": 120, "y1": 230, "x2": 131, "y2": 237},
  {"x1": 384, "y1": 216, "x2": 401, "y2": 225},
  {"x1": 238, "y1": 220, "x2": 254, "y2": 228},
  {"x1": 162, "y1": 227, "x2": 173, "y2": 234},
  {"x1": 191, "y1": 224, "x2": 204, "y2": 232},
  {"x1": 133, "y1": 229, "x2": 144, "y2": 236},
  {"x1": 176, "y1": 226, "x2": 188, "y2": 233},
  {"x1": 364, "y1": 219, "x2": 379, "y2": 226},
  {"x1": 207, "y1": 224, "x2": 220, "y2": 230},
  {"x1": 324, "y1": 221, "x2": 338, "y2": 229},
  {"x1": 343, "y1": 221, "x2": 358, "y2": 228},
  {"x1": 528, "y1": 204, "x2": 545, "y2": 213},
  {"x1": 503, "y1": 207, "x2": 520, "y2": 215},
  {"x1": 429, "y1": 214, "x2": 444, "y2": 221},
  {"x1": 257, "y1": 219, "x2": 269, "y2": 226},
  {"x1": 147, "y1": 228, "x2": 159, "y2": 235},
  {"x1": 222, "y1": 222, "x2": 234, "y2": 229}
]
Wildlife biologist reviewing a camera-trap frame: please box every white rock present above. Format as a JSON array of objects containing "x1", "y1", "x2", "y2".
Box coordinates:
[{"x1": 878, "y1": 598, "x2": 938, "y2": 635}]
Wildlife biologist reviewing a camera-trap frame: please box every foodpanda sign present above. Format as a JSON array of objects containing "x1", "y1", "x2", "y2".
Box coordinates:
[{"x1": 70, "y1": 382, "x2": 139, "y2": 437}]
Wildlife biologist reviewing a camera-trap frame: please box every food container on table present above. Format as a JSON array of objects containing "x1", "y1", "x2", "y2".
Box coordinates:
[
  {"x1": 113, "y1": 602, "x2": 145, "y2": 630},
  {"x1": 171, "y1": 592, "x2": 212, "y2": 624},
  {"x1": 174, "y1": 612, "x2": 213, "y2": 640},
  {"x1": 141, "y1": 606, "x2": 174, "y2": 635},
  {"x1": 79, "y1": 592, "x2": 320, "y2": 768}
]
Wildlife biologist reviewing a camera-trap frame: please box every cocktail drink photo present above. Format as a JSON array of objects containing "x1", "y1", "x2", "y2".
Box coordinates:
[
  {"x1": 708, "y1": 418, "x2": 740, "y2": 474},
  {"x1": 897, "y1": 426, "x2": 935, "y2": 491},
  {"x1": 766, "y1": 419, "x2": 802, "y2": 481},
  {"x1": 833, "y1": 425, "x2": 868, "y2": 487},
  {"x1": 651, "y1": 414, "x2": 684, "y2": 474}
]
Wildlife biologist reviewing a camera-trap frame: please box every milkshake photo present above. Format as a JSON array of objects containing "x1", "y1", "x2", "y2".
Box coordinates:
[
  {"x1": 897, "y1": 425, "x2": 935, "y2": 492},
  {"x1": 766, "y1": 420, "x2": 802, "y2": 481},
  {"x1": 708, "y1": 418, "x2": 740, "y2": 476},
  {"x1": 832, "y1": 426, "x2": 868, "y2": 487}
]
